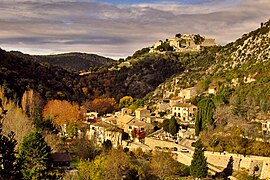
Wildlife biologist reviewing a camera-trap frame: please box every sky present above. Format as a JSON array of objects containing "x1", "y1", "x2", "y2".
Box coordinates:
[{"x1": 0, "y1": 0, "x2": 269, "y2": 59}]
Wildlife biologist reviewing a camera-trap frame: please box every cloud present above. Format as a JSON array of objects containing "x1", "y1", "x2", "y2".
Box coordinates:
[{"x1": 0, "y1": 0, "x2": 269, "y2": 58}]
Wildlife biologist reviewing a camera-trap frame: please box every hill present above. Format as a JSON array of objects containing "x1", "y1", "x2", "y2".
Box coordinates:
[
  {"x1": 143, "y1": 19, "x2": 270, "y2": 156},
  {"x1": 0, "y1": 48, "x2": 84, "y2": 101},
  {"x1": 10, "y1": 51, "x2": 114, "y2": 73},
  {"x1": 146, "y1": 19, "x2": 270, "y2": 103}
]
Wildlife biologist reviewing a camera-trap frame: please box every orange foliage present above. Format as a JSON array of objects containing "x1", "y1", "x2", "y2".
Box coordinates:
[
  {"x1": 42, "y1": 100, "x2": 80, "y2": 125},
  {"x1": 88, "y1": 98, "x2": 116, "y2": 115}
]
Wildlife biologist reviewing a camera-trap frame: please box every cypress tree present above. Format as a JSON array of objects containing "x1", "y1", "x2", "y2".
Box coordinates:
[
  {"x1": 169, "y1": 116, "x2": 178, "y2": 136},
  {"x1": 190, "y1": 139, "x2": 208, "y2": 178},
  {"x1": 162, "y1": 119, "x2": 170, "y2": 133},
  {"x1": 195, "y1": 98, "x2": 215, "y2": 135}
]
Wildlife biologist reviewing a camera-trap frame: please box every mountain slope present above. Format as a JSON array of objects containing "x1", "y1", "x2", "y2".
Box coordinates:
[
  {"x1": 10, "y1": 51, "x2": 114, "y2": 73},
  {"x1": 0, "y1": 48, "x2": 84, "y2": 101},
  {"x1": 146, "y1": 19, "x2": 270, "y2": 103}
]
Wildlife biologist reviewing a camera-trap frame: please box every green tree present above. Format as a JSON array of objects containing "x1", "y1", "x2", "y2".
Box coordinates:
[
  {"x1": 119, "y1": 96, "x2": 134, "y2": 108},
  {"x1": 18, "y1": 130, "x2": 51, "y2": 179},
  {"x1": 169, "y1": 116, "x2": 178, "y2": 136},
  {"x1": 162, "y1": 119, "x2": 169, "y2": 133},
  {"x1": 190, "y1": 139, "x2": 208, "y2": 178},
  {"x1": 195, "y1": 98, "x2": 215, "y2": 135},
  {"x1": 78, "y1": 155, "x2": 105, "y2": 180}
]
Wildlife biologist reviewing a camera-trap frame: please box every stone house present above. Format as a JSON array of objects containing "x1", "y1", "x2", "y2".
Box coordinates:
[
  {"x1": 135, "y1": 108, "x2": 150, "y2": 121},
  {"x1": 178, "y1": 87, "x2": 198, "y2": 100},
  {"x1": 86, "y1": 121, "x2": 123, "y2": 147},
  {"x1": 170, "y1": 97, "x2": 184, "y2": 107},
  {"x1": 158, "y1": 99, "x2": 171, "y2": 113},
  {"x1": 208, "y1": 85, "x2": 217, "y2": 95},
  {"x1": 171, "y1": 103, "x2": 197, "y2": 121}
]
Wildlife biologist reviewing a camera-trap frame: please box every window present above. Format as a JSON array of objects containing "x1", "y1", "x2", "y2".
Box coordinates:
[{"x1": 178, "y1": 113, "x2": 181, "y2": 117}]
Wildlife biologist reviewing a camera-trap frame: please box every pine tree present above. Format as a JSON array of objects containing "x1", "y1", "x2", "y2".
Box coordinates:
[
  {"x1": 190, "y1": 139, "x2": 208, "y2": 178},
  {"x1": 18, "y1": 130, "x2": 51, "y2": 179}
]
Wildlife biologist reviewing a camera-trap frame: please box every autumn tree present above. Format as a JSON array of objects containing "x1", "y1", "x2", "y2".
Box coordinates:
[
  {"x1": 0, "y1": 89, "x2": 34, "y2": 147},
  {"x1": 21, "y1": 89, "x2": 43, "y2": 118},
  {"x1": 88, "y1": 98, "x2": 116, "y2": 115},
  {"x1": 119, "y1": 96, "x2": 133, "y2": 108},
  {"x1": 150, "y1": 151, "x2": 181, "y2": 179},
  {"x1": 104, "y1": 148, "x2": 130, "y2": 180},
  {"x1": 0, "y1": 98, "x2": 21, "y2": 179},
  {"x1": 42, "y1": 100, "x2": 81, "y2": 134}
]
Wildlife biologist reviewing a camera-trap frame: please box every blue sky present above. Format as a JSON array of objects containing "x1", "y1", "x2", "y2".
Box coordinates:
[{"x1": 0, "y1": 0, "x2": 269, "y2": 58}]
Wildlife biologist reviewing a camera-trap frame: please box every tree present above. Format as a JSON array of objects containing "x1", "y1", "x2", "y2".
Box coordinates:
[
  {"x1": 78, "y1": 155, "x2": 105, "y2": 180},
  {"x1": 150, "y1": 151, "x2": 180, "y2": 179},
  {"x1": 104, "y1": 149, "x2": 130, "y2": 180},
  {"x1": 1, "y1": 93, "x2": 34, "y2": 147},
  {"x1": 21, "y1": 89, "x2": 43, "y2": 118},
  {"x1": 119, "y1": 96, "x2": 133, "y2": 108},
  {"x1": 190, "y1": 139, "x2": 208, "y2": 178},
  {"x1": 42, "y1": 100, "x2": 81, "y2": 134},
  {"x1": 88, "y1": 98, "x2": 116, "y2": 115},
  {"x1": 0, "y1": 99, "x2": 21, "y2": 180},
  {"x1": 129, "y1": 99, "x2": 144, "y2": 111},
  {"x1": 169, "y1": 116, "x2": 178, "y2": 136},
  {"x1": 18, "y1": 131, "x2": 51, "y2": 179},
  {"x1": 69, "y1": 138, "x2": 100, "y2": 160},
  {"x1": 162, "y1": 119, "x2": 169, "y2": 133},
  {"x1": 195, "y1": 97, "x2": 215, "y2": 135}
]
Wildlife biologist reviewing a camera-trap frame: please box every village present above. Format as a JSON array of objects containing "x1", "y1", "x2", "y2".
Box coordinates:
[{"x1": 61, "y1": 84, "x2": 270, "y2": 179}]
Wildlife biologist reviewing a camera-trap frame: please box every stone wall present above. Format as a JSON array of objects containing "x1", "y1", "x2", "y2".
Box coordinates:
[
  {"x1": 144, "y1": 137, "x2": 270, "y2": 179},
  {"x1": 204, "y1": 151, "x2": 270, "y2": 179}
]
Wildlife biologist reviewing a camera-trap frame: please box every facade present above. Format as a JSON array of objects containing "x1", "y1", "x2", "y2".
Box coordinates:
[
  {"x1": 170, "y1": 97, "x2": 183, "y2": 107},
  {"x1": 158, "y1": 99, "x2": 171, "y2": 112},
  {"x1": 85, "y1": 112, "x2": 99, "y2": 121},
  {"x1": 171, "y1": 103, "x2": 197, "y2": 121},
  {"x1": 178, "y1": 87, "x2": 198, "y2": 100},
  {"x1": 86, "y1": 122, "x2": 123, "y2": 147},
  {"x1": 135, "y1": 108, "x2": 150, "y2": 121},
  {"x1": 121, "y1": 108, "x2": 132, "y2": 116},
  {"x1": 262, "y1": 121, "x2": 270, "y2": 135}
]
